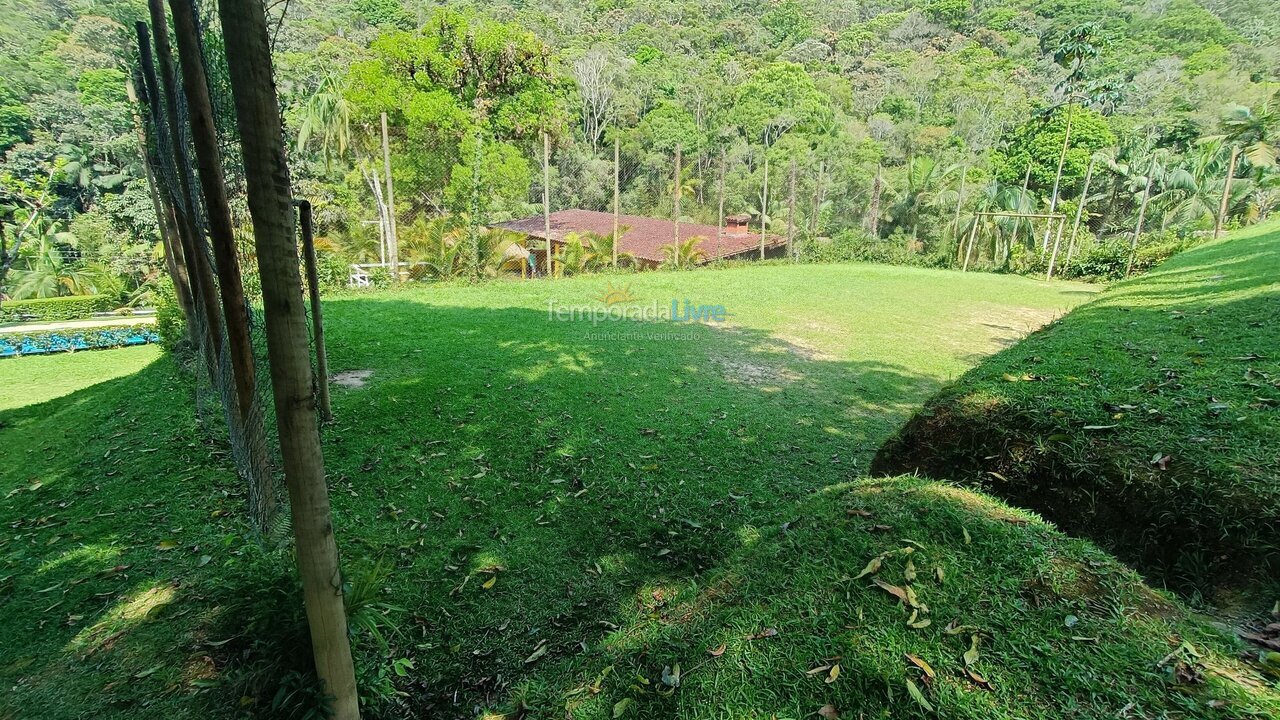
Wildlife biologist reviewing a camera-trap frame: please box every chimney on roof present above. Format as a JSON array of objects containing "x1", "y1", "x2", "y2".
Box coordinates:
[{"x1": 725, "y1": 213, "x2": 750, "y2": 234}]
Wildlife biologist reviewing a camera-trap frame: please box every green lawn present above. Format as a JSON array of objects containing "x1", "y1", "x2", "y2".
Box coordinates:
[
  {"x1": 1, "y1": 261, "x2": 1275, "y2": 718},
  {"x1": 875, "y1": 221, "x2": 1280, "y2": 599}
]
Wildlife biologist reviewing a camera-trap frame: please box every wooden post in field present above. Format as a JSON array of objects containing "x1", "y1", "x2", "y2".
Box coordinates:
[
  {"x1": 169, "y1": 0, "x2": 262, "y2": 434},
  {"x1": 542, "y1": 130, "x2": 551, "y2": 277},
  {"x1": 868, "y1": 162, "x2": 882, "y2": 236},
  {"x1": 380, "y1": 112, "x2": 398, "y2": 279},
  {"x1": 962, "y1": 216, "x2": 980, "y2": 272},
  {"x1": 1064, "y1": 155, "x2": 1096, "y2": 268},
  {"x1": 716, "y1": 150, "x2": 726, "y2": 261},
  {"x1": 1009, "y1": 163, "x2": 1032, "y2": 258},
  {"x1": 809, "y1": 159, "x2": 824, "y2": 236},
  {"x1": 126, "y1": 73, "x2": 193, "y2": 321},
  {"x1": 1214, "y1": 145, "x2": 1239, "y2": 240},
  {"x1": 787, "y1": 158, "x2": 797, "y2": 259},
  {"x1": 952, "y1": 163, "x2": 968, "y2": 249},
  {"x1": 1046, "y1": 214, "x2": 1067, "y2": 280},
  {"x1": 298, "y1": 200, "x2": 331, "y2": 422},
  {"x1": 139, "y1": 16, "x2": 224, "y2": 362},
  {"x1": 612, "y1": 136, "x2": 620, "y2": 268},
  {"x1": 759, "y1": 150, "x2": 769, "y2": 259},
  {"x1": 673, "y1": 143, "x2": 682, "y2": 247},
  {"x1": 216, "y1": 0, "x2": 358, "y2": 714}
]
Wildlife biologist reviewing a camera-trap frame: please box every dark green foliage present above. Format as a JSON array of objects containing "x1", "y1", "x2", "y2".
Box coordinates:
[{"x1": 0, "y1": 294, "x2": 113, "y2": 322}]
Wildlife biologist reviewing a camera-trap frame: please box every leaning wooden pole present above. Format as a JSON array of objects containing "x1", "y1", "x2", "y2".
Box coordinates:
[
  {"x1": 298, "y1": 200, "x2": 331, "y2": 422},
  {"x1": 1127, "y1": 171, "x2": 1154, "y2": 277},
  {"x1": 962, "y1": 216, "x2": 980, "y2": 272},
  {"x1": 137, "y1": 18, "x2": 223, "y2": 361},
  {"x1": 542, "y1": 130, "x2": 552, "y2": 277},
  {"x1": 1214, "y1": 146, "x2": 1239, "y2": 240},
  {"x1": 169, "y1": 0, "x2": 260, "y2": 431},
  {"x1": 1063, "y1": 155, "x2": 1096, "y2": 268},
  {"x1": 216, "y1": 0, "x2": 359, "y2": 715}
]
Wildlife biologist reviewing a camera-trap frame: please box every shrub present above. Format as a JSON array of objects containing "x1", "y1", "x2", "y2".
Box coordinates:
[
  {"x1": 315, "y1": 252, "x2": 353, "y2": 292},
  {"x1": 1063, "y1": 231, "x2": 1196, "y2": 282},
  {"x1": 153, "y1": 279, "x2": 187, "y2": 351},
  {"x1": 799, "y1": 230, "x2": 952, "y2": 268},
  {"x1": 0, "y1": 294, "x2": 114, "y2": 323}
]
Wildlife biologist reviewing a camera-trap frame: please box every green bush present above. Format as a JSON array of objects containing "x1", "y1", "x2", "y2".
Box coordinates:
[
  {"x1": 1064, "y1": 231, "x2": 1196, "y2": 282},
  {"x1": 315, "y1": 252, "x2": 353, "y2": 292},
  {"x1": 153, "y1": 280, "x2": 187, "y2": 351},
  {"x1": 798, "y1": 230, "x2": 952, "y2": 268},
  {"x1": 0, "y1": 294, "x2": 114, "y2": 323}
]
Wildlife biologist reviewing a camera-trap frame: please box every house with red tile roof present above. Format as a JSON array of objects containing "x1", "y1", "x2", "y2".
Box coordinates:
[{"x1": 494, "y1": 209, "x2": 787, "y2": 271}]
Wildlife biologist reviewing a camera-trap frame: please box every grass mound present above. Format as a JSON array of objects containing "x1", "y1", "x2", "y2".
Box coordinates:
[
  {"x1": 511, "y1": 477, "x2": 1278, "y2": 719},
  {"x1": 873, "y1": 223, "x2": 1280, "y2": 596}
]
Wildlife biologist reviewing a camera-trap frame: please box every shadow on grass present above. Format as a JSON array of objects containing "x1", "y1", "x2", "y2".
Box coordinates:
[
  {"x1": 874, "y1": 227, "x2": 1280, "y2": 597},
  {"x1": 1, "y1": 300, "x2": 942, "y2": 718}
]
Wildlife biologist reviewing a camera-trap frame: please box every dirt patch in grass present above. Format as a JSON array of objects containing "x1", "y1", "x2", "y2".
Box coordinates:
[{"x1": 330, "y1": 369, "x2": 373, "y2": 388}]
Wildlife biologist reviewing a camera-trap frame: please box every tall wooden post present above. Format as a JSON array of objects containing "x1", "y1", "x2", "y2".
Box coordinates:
[
  {"x1": 138, "y1": 15, "x2": 223, "y2": 362},
  {"x1": 380, "y1": 112, "x2": 398, "y2": 279},
  {"x1": 542, "y1": 130, "x2": 552, "y2": 277},
  {"x1": 1008, "y1": 163, "x2": 1032, "y2": 262},
  {"x1": 1214, "y1": 146, "x2": 1239, "y2": 240},
  {"x1": 951, "y1": 163, "x2": 968, "y2": 246},
  {"x1": 1064, "y1": 155, "x2": 1096, "y2": 268},
  {"x1": 673, "y1": 143, "x2": 682, "y2": 247},
  {"x1": 298, "y1": 200, "x2": 331, "y2": 422},
  {"x1": 612, "y1": 136, "x2": 620, "y2": 267},
  {"x1": 759, "y1": 151, "x2": 769, "y2": 259},
  {"x1": 1046, "y1": 214, "x2": 1067, "y2": 280},
  {"x1": 1044, "y1": 102, "x2": 1075, "y2": 250},
  {"x1": 787, "y1": 158, "x2": 797, "y2": 259},
  {"x1": 716, "y1": 150, "x2": 726, "y2": 262},
  {"x1": 809, "y1": 159, "x2": 824, "y2": 236},
  {"x1": 169, "y1": 0, "x2": 261, "y2": 433},
  {"x1": 962, "y1": 215, "x2": 980, "y2": 272},
  {"x1": 868, "y1": 162, "x2": 882, "y2": 236},
  {"x1": 216, "y1": 0, "x2": 358, "y2": 715}
]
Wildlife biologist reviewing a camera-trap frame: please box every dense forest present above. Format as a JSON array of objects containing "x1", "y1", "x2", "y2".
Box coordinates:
[{"x1": 1, "y1": 0, "x2": 1278, "y2": 302}]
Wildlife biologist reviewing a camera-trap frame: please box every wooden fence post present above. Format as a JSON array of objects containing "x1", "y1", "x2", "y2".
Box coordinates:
[
  {"x1": 215, "y1": 0, "x2": 359, "y2": 714},
  {"x1": 380, "y1": 112, "x2": 398, "y2": 279},
  {"x1": 612, "y1": 136, "x2": 620, "y2": 268},
  {"x1": 298, "y1": 200, "x2": 331, "y2": 422},
  {"x1": 542, "y1": 130, "x2": 551, "y2": 277}
]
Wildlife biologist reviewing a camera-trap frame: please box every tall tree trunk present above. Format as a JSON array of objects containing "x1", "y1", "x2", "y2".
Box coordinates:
[
  {"x1": 1127, "y1": 172, "x2": 1154, "y2": 277},
  {"x1": 139, "y1": 14, "x2": 224, "y2": 363},
  {"x1": 716, "y1": 150, "x2": 726, "y2": 261},
  {"x1": 216, "y1": 0, "x2": 359, "y2": 715},
  {"x1": 1214, "y1": 146, "x2": 1239, "y2": 240},
  {"x1": 809, "y1": 159, "x2": 824, "y2": 236}
]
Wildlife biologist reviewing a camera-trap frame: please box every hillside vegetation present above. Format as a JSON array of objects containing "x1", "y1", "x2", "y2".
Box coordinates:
[{"x1": 875, "y1": 221, "x2": 1280, "y2": 597}]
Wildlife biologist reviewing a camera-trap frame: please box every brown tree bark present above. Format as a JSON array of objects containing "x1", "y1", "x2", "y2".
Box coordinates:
[{"x1": 215, "y1": 0, "x2": 359, "y2": 715}]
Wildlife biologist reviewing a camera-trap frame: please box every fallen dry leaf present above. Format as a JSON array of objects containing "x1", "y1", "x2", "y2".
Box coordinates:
[
  {"x1": 905, "y1": 653, "x2": 935, "y2": 680},
  {"x1": 872, "y1": 578, "x2": 908, "y2": 603},
  {"x1": 707, "y1": 643, "x2": 727, "y2": 657},
  {"x1": 817, "y1": 704, "x2": 839, "y2": 719}
]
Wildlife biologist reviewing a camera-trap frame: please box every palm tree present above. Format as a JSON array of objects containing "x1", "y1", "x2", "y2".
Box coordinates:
[
  {"x1": 891, "y1": 156, "x2": 956, "y2": 245},
  {"x1": 1218, "y1": 90, "x2": 1280, "y2": 172},
  {"x1": 660, "y1": 236, "x2": 705, "y2": 270},
  {"x1": 7, "y1": 224, "x2": 107, "y2": 299},
  {"x1": 578, "y1": 229, "x2": 634, "y2": 271},
  {"x1": 296, "y1": 74, "x2": 353, "y2": 170}
]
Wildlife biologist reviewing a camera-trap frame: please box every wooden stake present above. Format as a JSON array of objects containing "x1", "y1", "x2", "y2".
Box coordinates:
[
  {"x1": 216, "y1": 0, "x2": 358, "y2": 715},
  {"x1": 716, "y1": 150, "x2": 726, "y2": 262},
  {"x1": 298, "y1": 200, "x2": 330, "y2": 422},
  {"x1": 380, "y1": 112, "x2": 398, "y2": 279},
  {"x1": 1064, "y1": 155, "x2": 1096, "y2": 268},
  {"x1": 673, "y1": 143, "x2": 682, "y2": 247},
  {"x1": 542, "y1": 130, "x2": 551, "y2": 277},
  {"x1": 612, "y1": 135, "x2": 619, "y2": 267},
  {"x1": 787, "y1": 158, "x2": 797, "y2": 259},
  {"x1": 1214, "y1": 146, "x2": 1239, "y2": 240},
  {"x1": 759, "y1": 151, "x2": 769, "y2": 259}
]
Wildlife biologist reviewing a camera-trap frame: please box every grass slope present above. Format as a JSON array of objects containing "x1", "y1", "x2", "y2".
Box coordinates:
[
  {"x1": 874, "y1": 223, "x2": 1280, "y2": 597},
  {"x1": 1, "y1": 262, "x2": 1272, "y2": 718}
]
